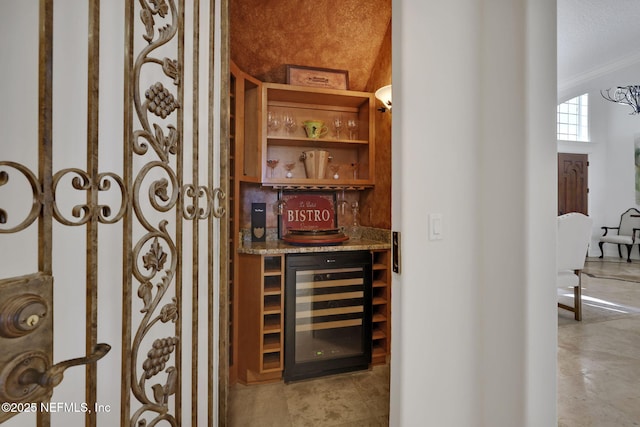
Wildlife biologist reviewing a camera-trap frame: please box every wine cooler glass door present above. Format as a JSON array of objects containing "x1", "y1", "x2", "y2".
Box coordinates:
[{"x1": 284, "y1": 251, "x2": 372, "y2": 382}]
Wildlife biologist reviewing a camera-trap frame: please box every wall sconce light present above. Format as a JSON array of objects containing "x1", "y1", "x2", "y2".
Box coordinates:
[
  {"x1": 601, "y1": 85, "x2": 640, "y2": 115},
  {"x1": 375, "y1": 85, "x2": 392, "y2": 112}
]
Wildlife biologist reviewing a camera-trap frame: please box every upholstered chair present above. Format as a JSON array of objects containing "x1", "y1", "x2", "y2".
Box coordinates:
[
  {"x1": 598, "y1": 208, "x2": 640, "y2": 262},
  {"x1": 557, "y1": 213, "x2": 593, "y2": 321}
]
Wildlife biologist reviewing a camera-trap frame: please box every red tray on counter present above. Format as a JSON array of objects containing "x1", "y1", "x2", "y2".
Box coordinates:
[{"x1": 282, "y1": 233, "x2": 349, "y2": 246}]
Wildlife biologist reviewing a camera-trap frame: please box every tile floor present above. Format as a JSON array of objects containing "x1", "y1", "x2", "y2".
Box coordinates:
[
  {"x1": 228, "y1": 258, "x2": 640, "y2": 426},
  {"x1": 228, "y1": 364, "x2": 390, "y2": 426},
  {"x1": 558, "y1": 257, "x2": 640, "y2": 426}
]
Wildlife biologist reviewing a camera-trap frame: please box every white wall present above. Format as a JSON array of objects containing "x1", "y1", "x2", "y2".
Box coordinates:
[
  {"x1": 390, "y1": 1, "x2": 557, "y2": 426},
  {"x1": 559, "y1": 61, "x2": 640, "y2": 260}
]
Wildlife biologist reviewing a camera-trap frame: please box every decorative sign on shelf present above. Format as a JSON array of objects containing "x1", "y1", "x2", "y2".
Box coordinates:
[
  {"x1": 285, "y1": 65, "x2": 349, "y2": 90},
  {"x1": 278, "y1": 192, "x2": 337, "y2": 238}
]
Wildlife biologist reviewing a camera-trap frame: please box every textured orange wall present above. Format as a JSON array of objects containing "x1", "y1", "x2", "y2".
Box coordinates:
[
  {"x1": 361, "y1": 21, "x2": 392, "y2": 229},
  {"x1": 230, "y1": 0, "x2": 391, "y2": 91}
]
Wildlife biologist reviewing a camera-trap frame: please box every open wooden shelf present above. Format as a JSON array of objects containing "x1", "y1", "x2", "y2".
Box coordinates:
[
  {"x1": 372, "y1": 328, "x2": 386, "y2": 340},
  {"x1": 262, "y1": 353, "x2": 281, "y2": 371},
  {"x1": 260, "y1": 82, "x2": 376, "y2": 186},
  {"x1": 370, "y1": 249, "x2": 391, "y2": 365},
  {"x1": 373, "y1": 296, "x2": 387, "y2": 305},
  {"x1": 237, "y1": 253, "x2": 285, "y2": 384}
]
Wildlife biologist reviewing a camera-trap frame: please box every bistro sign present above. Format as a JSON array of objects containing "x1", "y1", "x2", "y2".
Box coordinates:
[{"x1": 279, "y1": 192, "x2": 337, "y2": 237}]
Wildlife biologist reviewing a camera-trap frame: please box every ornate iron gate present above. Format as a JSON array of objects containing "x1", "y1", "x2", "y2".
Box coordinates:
[{"x1": 0, "y1": 1, "x2": 227, "y2": 425}]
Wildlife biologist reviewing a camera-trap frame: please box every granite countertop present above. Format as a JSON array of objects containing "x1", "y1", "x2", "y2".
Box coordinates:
[
  {"x1": 237, "y1": 238, "x2": 391, "y2": 255},
  {"x1": 237, "y1": 227, "x2": 391, "y2": 255}
]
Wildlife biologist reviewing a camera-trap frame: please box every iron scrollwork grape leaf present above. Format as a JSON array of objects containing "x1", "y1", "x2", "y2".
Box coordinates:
[
  {"x1": 142, "y1": 237, "x2": 167, "y2": 273},
  {"x1": 162, "y1": 58, "x2": 180, "y2": 85},
  {"x1": 153, "y1": 124, "x2": 178, "y2": 157}
]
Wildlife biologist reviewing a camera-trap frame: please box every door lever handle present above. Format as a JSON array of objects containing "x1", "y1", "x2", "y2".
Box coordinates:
[{"x1": 18, "y1": 343, "x2": 111, "y2": 389}]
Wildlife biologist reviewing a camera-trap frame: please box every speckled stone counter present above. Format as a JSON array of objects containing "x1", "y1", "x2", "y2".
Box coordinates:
[
  {"x1": 237, "y1": 238, "x2": 390, "y2": 255},
  {"x1": 237, "y1": 227, "x2": 391, "y2": 255}
]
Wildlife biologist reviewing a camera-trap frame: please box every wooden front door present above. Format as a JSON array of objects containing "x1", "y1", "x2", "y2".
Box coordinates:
[{"x1": 558, "y1": 153, "x2": 588, "y2": 215}]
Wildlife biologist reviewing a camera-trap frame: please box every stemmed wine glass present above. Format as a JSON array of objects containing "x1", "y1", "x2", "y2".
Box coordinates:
[
  {"x1": 275, "y1": 198, "x2": 287, "y2": 216},
  {"x1": 350, "y1": 162, "x2": 360, "y2": 180},
  {"x1": 333, "y1": 116, "x2": 344, "y2": 139},
  {"x1": 284, "y1": 161, "x2": 296, "y2": 178},
  {"x1": 329, "y1": 164, "x2": 340, "y2": 180},
  {"x1": 347, "y1": 119, "x2": 358, "y2": 140},
  {"x1": 283, "y1": 112, "x2": 297, "y2": 134},
  {"x1": 267, "y1": 111, "x2": 281, "y2": 133},
  {"x1": 337, "y1": 188, "x2": 348, "y2": 216},
  {"x1": 266, "y1": 159, "x2": 279, "y2": 178}
]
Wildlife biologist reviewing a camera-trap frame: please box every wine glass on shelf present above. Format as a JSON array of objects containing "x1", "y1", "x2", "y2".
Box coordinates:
[
  {"x1": 347, "y1": 119, "x2": 358, "y2": 140},
  {"x1": 284, "y1": 160, "x2": 296, "y2": 178},
  {"x1": 283, "y1": 112, "x2": 297, "y2": 134},
  {"x1": 333, "y1": 116, "x2": 344, "y2": 139},
  {"x1": 267, "y1": 111, "x2": 281, "y2": 134},
  {"x1": 329, "y1": 164, "x2": 340, "y2": 180},
  {"x1": 350, "y1": 162, "x2": 360, "y2": 180},
  {"x1": 266, "y1": 159, "x2": 279, "y2": 178}
]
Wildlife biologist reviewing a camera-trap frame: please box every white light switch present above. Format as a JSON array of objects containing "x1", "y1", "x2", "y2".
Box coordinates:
[{"x1": 429, "y1": 213, "x2": 443, "y2": 240}]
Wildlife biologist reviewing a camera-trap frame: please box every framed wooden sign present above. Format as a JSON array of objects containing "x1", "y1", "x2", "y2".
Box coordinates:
[
  {"x1": 285, "y1": 65, "x2": 349, "y2": 90},
  {"x1": 278, "y1": 191, "x2": 337, "y2": 238}
]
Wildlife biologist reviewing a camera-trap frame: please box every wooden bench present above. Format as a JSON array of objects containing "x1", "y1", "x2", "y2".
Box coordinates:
[{"x1": 598, "y1": 208, "x2": 640, "y2": 262}]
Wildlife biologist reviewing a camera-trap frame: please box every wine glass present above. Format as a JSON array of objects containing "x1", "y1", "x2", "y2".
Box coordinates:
[
  {"x1": 337, "y1": 188, "x2": 348, "y2": 216},
  {"x1": 267, "y1": 111, "x2": 281, "y2": 133},
  {"x1": 266, "y1": 159, "x2": 279, "y2": 178},
  {"x1": 350, "y1": 162, "x2": 360, "y2": 180},
  {"x1": 284, "y1": 161, "x2": 296, "y2": 178},
  {"x1": 329, "y1": 164, "x2": 340, "y2": 180},
  {"x1": 275, "y1": 198, "x2": 287, "y2": 216},
  {"x1": 333, "y1": 116, "x2": 344, "y2": 139},
  {"x1": 347, "y1": 119, "x2": 358, "y2": 140},
  {"x1": 283, "y1": 112, "x2": 297, "y2": 134}
]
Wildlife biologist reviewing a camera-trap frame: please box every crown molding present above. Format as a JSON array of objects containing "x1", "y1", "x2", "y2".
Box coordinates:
[{"x1": 558, "y1": 52, "x2": 640, "y2": 94}]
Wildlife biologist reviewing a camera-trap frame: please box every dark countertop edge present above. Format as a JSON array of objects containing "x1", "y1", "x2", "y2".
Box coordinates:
[{"x1": 237, "y1": 238, "x2": 391, "y2": 255}]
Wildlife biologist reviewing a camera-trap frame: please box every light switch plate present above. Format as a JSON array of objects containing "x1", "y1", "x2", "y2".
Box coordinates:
[{"x1": 429, "y1": 213, "x2": 443, "y2": 240}]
